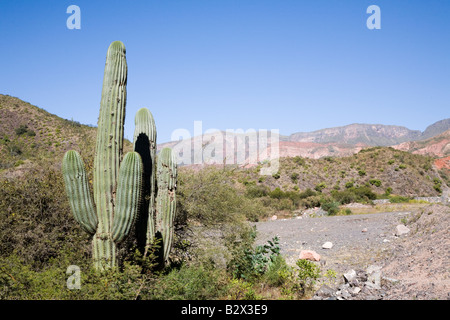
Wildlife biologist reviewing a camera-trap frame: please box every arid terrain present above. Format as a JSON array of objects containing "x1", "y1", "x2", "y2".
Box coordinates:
[{"x1": 255, "y1": 203, "x2": 449, "y2": 300}]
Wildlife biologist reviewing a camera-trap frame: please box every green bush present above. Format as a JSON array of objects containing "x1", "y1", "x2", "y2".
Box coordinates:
[
  {"x1": 293, "y1": 156, "x2": 305, "y2": 166},
  {"x1": 300, "y1": 195, "x2": 321, "y2": 209},
  {"x1": 296, "y1": 259, "x2": 321, "y2": 292},
  {"x1": 369, "y1": 179, "x2": 382, "y2": 187},
  {"x1": 245, "y1": 184, "x2": 269, "y2": 198},
  {"x1": 228, "y1": 229, "x2": 281, "y2": 281},
  {"x1": 15, "y1": 125, "x2": 35, "y2": 137},
  {"x1": 314, "y1": 182, "x2": 327, "y2": 193},
  {"x1": 331, "y1": 186, "x2": 376, "y2": 204},
  {"x1": 389, "y1": 195, "x2": 411, "y2": 203},
  {"x1": 320, "y1": 198, "x2": 340, "y2": 215},
  {"x1": 149, "y1": 263, "x2": 227, "y2": 300},
  {"x1": 290, "y1": 172, "x2": 299, "y2": 182},
  {"x1": 177, "y1": 166, "x2": 269, "y2": 225}
]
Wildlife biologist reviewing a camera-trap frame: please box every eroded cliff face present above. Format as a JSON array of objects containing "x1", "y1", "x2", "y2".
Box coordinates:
[{"x1": 393, "y1": 129, "x2": 450, "y2": 158}]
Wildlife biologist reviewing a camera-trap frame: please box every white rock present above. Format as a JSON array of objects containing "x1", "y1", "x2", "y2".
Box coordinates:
[
  {"x1": 395, "y1": 224, "x2": 410, "y2": 236},
  {"x1": 343, "y1": 269, "x2": 357, "y2": 283},
  {"x1": 367, "y1": 265, "x2": 382, "y2": 287},
  {"x1": 352, "y1": 287, "x2": 361, "y2": 295},
  {"x1": 364, "y1": 281, "x2": 381, "y2": 290},
  {"x1": 322, "y1": 241, "x2": 333, "y2": 249}
]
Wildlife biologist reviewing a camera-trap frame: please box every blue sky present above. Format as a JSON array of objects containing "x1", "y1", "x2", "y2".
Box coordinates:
[{"x1": 0, "y1": 0, "x2": 449, "y2": 143}]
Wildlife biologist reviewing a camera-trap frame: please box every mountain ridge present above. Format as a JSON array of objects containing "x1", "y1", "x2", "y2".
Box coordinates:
[{"x1": 1, "y1": 94, "x2": 448, "y2": 164}]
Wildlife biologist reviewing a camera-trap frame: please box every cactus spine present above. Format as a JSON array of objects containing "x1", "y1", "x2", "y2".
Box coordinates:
[
  {"x1": 62, "y1": 41, "x2": 143, "y2": 270},
  {"x1": 133, "y1": 109, "x2": 177, "y2": 266}
]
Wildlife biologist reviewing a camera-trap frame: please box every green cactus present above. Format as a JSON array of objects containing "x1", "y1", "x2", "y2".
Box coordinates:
[
  {"x1": 133, "y1": 108, "x2": 178, "y2": 267},
  {"x1": 155, "y1": 147, "x2": 177, "y2": 265},
  {"x1": 133, "y1": 108, "x2": 157, "y2": 254},
  {"x1": 62, "y1": 41, "x2": 143, "y2": 270}
]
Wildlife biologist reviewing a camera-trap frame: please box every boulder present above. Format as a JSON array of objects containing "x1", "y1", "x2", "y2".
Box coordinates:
[
  {"x1": 299, "y1": 250, "x2": 321, "y2": 261},
  {"x1": 395, "y1": 224, "x2": 410, "y2": 236},
  {"x1": 343, "y1": 269, "x2": 357, "y2": 283}
]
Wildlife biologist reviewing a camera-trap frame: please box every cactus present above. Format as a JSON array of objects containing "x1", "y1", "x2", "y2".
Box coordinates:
[
  {"x1": 133, "y1": 108, "x2": 178, "y2": 266},
  {"x1": 154, "y1": 147, "x2": 177, "y2": 264},
  {"x1": 62, "y1": 41, "x2": 143, "y2": 270},
  {"x1": 133, "y1": 108, "x2": 157, "y2": 254}
]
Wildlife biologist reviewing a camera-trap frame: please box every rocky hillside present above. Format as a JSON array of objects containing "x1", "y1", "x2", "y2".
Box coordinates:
[
  {"x1": 0, "y1": 94, "x2": 131, "y2": 177},
  {"x1": 393, "y1": 129, "x2": 450, "y2": 158},
  {"x1": 233, "y1": 146, "x2": 445, "y2": 198}
]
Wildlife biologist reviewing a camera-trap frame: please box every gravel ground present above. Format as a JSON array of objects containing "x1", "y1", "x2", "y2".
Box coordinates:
[
  {"x1": 253, "y1": 204, "x2": 449, "y2": 300},
  {"x1": 254, "y1": 211, "x2": 408, "y2": 272}
]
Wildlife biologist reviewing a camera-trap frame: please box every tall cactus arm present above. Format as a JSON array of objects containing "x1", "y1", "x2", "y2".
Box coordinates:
[
  {"x1": 112, "y1": 151, "x2": 143, "y2": 243},
  {"x1": 155, "y1": 147, "x2": 178, "y2": 264},
  {"x1": 62, "y1": 150, "x2": 97, "y2": 235},
  {"x1": 133, "y1": 108, "x2": 157, "y2": 252},
  {"x1": 93, "y1": 40, "x2": 128, "y2": 235}
]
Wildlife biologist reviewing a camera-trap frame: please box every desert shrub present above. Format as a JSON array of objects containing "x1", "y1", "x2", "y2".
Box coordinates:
[
  {"x1": 331, "y1": 189, "x2": 357, "y2": 204},
  {"x1": 298, "y1": 188, "x2": 317, "y2": 199},
  {"x1": 293, "y1": 156, "x2": 305, "y2": 166},
  {"x1": 369, "y1": 179, "x2": 382, "y2": 187},
  {"x1": 0, "y1": 164, "x2": 90, "y2": 269},
  {"x1": 330, "y1": 186, "x2": 376, "y2": 205},
  {"x1": 148, "y1": 263, "x2": 227, "y2": 300},
  {"x1": 228, "y1": 229, "x2": 281, "y2": 281},
  {"x1": 320, "y1": 198, "x2": 340, "y2": 215},
  {"x1": 177, "y1": 167, "x2": 269, "y2": 226},
  {"x1": 384, "y1": 187, "x2": 393, "y2": 196},
  {"x1": 262, "y1": 254, "x2": 293, "y2": 287},
  {"x1": 314, "y1": 182, "x2": 327, "y2": 193},
  {"x1": 296, "y1": 259, "x2": 321, "y2": 292},
  {"x1": 15, "y1": 125, "x2": 35, "y2": 137},
  {"x1": 268, "y1": 187, "x2": 284, "y2": 199},
  {"x1": 389, "y1": 195, "x2": 411, "y2": 203},
  {"x1": 245, "y1": 184, "x2": 270, "y2": 198},
  {"x1": 300, "y1": 195, "x2": 321, "y2": 209},
  {"x1": 432, "y1": 178, "x2": 442, "y2": 193}
]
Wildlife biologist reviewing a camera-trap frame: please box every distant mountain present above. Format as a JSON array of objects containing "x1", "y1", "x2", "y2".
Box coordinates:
[
  {"x1": 160, "y1": 119, "x2": 450, "y2": 163},
  {"x1": 288, "y1": 120, "x2": 450, "y2": 146},
  {"x1": 421, "y1": 119, "x2": 450, "y2": 140}
]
